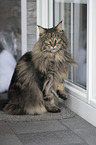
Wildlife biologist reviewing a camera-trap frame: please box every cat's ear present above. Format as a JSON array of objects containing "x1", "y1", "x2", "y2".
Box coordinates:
[
  {"x1": 38, "y1": 25, "x2": 46, "y2": 35},
  {"x1": 55, "y1": 21, "x2": 63, "y2": 31}
]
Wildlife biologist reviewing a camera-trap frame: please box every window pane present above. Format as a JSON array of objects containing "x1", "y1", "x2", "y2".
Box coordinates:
[
  {"x1": 0, "y1": 0, "x2": 21, "y2": 60},
  {"x1": 54, "y1": 1, "x2": 87, "y2": 89},
  {"x1": 73, "y1": 4, "x2": 87, "y2": 88},
  {"x1": 0, "y1": 0, "x2": 21, "y2": 93}
]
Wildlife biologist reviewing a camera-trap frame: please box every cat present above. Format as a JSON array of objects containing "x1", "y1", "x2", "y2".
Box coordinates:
[{"x1": 3, "y1": 21, "x2": 76, "y2": 115}]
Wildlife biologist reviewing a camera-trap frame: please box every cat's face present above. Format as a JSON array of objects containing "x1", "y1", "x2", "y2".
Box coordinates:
[
  {"x1": 38, "y1": 21, "x2": 68, "y2": 53},
  {"x1": 41, "y1": 32, "x2": 65, "y2": 53}
]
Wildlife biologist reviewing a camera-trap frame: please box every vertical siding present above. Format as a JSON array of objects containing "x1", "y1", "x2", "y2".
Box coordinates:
[{"x1": 27, "y1": 0, "x2": 37, "y2": 51}]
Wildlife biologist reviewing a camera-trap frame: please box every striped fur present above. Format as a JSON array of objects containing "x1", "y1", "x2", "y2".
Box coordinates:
[{"x1": 3, "y1": 21, "x2": 76, "y2": 115}]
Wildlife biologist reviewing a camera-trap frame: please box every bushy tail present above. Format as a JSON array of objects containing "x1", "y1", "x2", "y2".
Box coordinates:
[
  {"x1": 3, "y1": 102, "x2": 47, "y2": 115},
  {"x1": 3, "y1": 102, "x2": 25, "y2": 115},
  {"x1": 0, "y1": 99, "x2": 8, "y2": 110}
]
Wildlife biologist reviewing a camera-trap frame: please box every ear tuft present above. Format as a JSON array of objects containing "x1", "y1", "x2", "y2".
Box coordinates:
[
  {"x1": 37, "y1": 25, "x2": 46, "y2": 35},
  {"x1": 55, "y1": 21, "x2": 63, "y2": 31}
]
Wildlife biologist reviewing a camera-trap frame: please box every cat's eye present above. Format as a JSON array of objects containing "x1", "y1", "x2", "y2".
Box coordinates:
[
  {"x1": 44, "y1": 41, "x2": 49, "y2": 46},
  {"x1": 45, "y1": 43, "x2": 49, "y2": 46},
  {"x1": 55, "y1": 39, "x2": 57, "y2": 44},
  {"x1": 42, "y1": 47, "x2": 46, "y2": 51},
  {"x1": 58, "y1": 40, "x2": 62, "y2": 44},
  {"x1": 49, "y1": 41, "x2": 52, "y2": 45}
]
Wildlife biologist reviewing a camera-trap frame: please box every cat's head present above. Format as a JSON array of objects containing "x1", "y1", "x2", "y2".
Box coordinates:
[{"x1": 38, "y1": 21, "x2": 68, "y2": 53}]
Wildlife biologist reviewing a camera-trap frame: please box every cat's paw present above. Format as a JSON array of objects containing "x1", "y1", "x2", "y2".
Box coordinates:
[
  {"x1": 46, "y1": 105, "x2": 61, "y2": 113},
  {"x1": 57, "y1": 90, "x2": 68, "y2": 100}
]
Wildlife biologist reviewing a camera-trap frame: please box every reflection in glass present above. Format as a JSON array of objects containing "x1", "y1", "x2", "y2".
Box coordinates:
[
  {"x1": 0, "y1": 1, "x2": 21, "y2": 93},
  {"x1": 0, "y1": 0, "x2": 21, "y2": 60},
  {"x1": 73, "y1": 4, "x2": 87, "y2": 88}
]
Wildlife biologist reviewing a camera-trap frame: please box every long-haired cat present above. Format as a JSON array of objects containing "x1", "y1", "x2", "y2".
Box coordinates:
[{"x1": 3, "y1": 21, "x2": 76, "y2": 115}]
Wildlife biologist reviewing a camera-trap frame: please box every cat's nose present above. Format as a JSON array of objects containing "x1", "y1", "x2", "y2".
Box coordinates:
[{"x1": 51, "y1": 42, "x2": 55, "y2": 47}]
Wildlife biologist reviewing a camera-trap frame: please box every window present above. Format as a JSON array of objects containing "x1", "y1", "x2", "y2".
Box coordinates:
[
  {"x1": 54, "y1": 1, "x2": 87, "y2": 89},
  {"x1": 0, "y1": 0, "x2": 21, "y2": 60}
]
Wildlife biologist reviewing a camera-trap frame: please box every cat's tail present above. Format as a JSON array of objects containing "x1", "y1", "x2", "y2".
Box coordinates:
[
  {"x1": 0, "y1": 99, "x2": 8, "y2": 110},
  {"x1": 24, "y1": 104, "x2": 47, "y2": 115},
  {"x1": 3, "y1": 102, "x2": 25, "y2": 115},
  {"x1": 3, "y1": 101, "x2": 47, "y2": 115}
]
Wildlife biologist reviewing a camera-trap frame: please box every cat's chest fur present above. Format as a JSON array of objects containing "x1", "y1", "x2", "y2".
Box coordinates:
[{"x1": 36, "y1": 52, "x2": 67, "y2": 79}]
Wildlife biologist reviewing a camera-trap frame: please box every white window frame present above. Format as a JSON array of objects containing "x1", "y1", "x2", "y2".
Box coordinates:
[{"x1": 21, "y1": 0, "x2": 96, "y2": 126}]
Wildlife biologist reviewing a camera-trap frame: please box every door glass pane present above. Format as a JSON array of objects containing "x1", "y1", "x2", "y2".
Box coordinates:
[
  {"x1": 0, "y1": 0, "x2": 21, "y2": 60},
  {"x1": 0, "y1": 0, "x2": 21, "y2": 93},
  {"x1": 73, "y1": 4, "x2": 87, "y2": 89},
  {"x1": 54, "y1": 0, "x2": 87, "y2": 89}
]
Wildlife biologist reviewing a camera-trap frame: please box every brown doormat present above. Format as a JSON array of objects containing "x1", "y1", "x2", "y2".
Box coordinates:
[{"x1": 0, "y1": 106, "x2": 75, "y2": 122}]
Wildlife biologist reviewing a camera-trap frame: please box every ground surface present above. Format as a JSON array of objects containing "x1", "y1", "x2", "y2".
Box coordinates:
[{"x1": 0, "y1": 115, "x2": 96, "y2": 145}]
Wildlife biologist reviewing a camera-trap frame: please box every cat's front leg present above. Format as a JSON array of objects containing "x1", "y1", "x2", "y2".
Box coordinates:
[
  {"x1": 43, "y1": 74, "x2": 61, "y2": 113},
  {"x1": 57, "y1": 83, "x2": 68, "y2": 100},
  {"x1": 44, "y1": 97, "x2": 61, "y2": 113},
  {"x1": 44, "y1": 92, "x2": 61, "y2": 113}
]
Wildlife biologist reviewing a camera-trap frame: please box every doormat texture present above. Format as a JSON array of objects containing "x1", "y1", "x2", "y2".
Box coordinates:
[{"x1": 0, "y1": 106, "x2": 75, "y2": 122}]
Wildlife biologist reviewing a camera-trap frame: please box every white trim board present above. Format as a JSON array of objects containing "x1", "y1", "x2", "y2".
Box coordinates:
[
  {"x1": 64, "y1": 94, "x2": 96, "y2": 127},
  {"x1": 21, "y1": 0, "x2": 27, "y2": 55}
]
